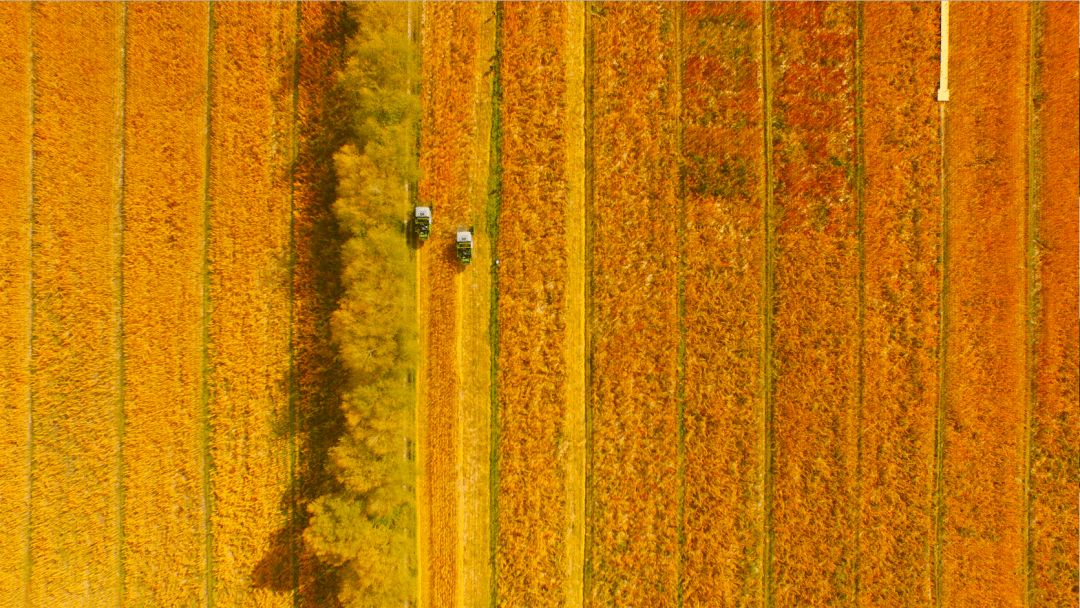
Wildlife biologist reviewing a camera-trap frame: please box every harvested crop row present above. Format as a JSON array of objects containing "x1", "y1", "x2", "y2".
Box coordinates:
[
  {"x1": 28, "y1": 3, "x2": 125, "y2": 605},
  {"x1": 0, "y1": 3, "x2": 31, "y2": 602},
  {"x1": 495, "y1": 3, "x2": 571, "y2": 606},
  {"x1": 941, "y1": 4, "x2": 1028, "y2": 606},
  {"x1": 586, "y1": 3, "x2": 680, "y2": 606},
  {"x1": 207, "y1": 3, "x2": 296, "y2": 606},
  {"x1": 418, "y1": 3, "x2": 482, "y2": 605},
  {"x1": 1029, "y1": 3, "x2": 1079, "y2": 605},
  {"x1": 679, "y1": 2, "x2": 767, "y2": 605},
  {"x1": 766, "y1": 3, "x2": 860, "y2": 605},
  {"x1": 858, "y1": 3, "x2": 941, "y2": 605},
  {"x1": 120, "y1": 4, "x2": 209, "y2": 606},
  {"x1": 293, "y1": 2, "x2": 350, "y2": 607}
]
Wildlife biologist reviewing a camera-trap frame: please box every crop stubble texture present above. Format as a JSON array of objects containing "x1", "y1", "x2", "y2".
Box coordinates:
[
  {"x1": 293, "y1": 3, "x2": 350, "y2": 606},
  {"x1": 0, "y1": 3, "x2": 31, "y2": 602},
  {"x1": 29, "y1": 3, "x2": 125, "y2": 605},
  {"x1": 495, "y1": 2, "x2": 571, "y2": 606},
  {"x1": 586, "y1": 3, "x2": 680, "y2": 606},
  {"x1": 120, "y1": 4, "x2": 210, "y2": 605},
  {"x1": 208, "y1": 3, "x2": 296, "y2": 606},
  {"x1": 1029, "y1": 2, "x2": 1078, "y2": 605},
  {"x1": 941, "y1": 4, "x2": 1028, "y2": 606},
  {"x1": 858, "y1": 3, "x2": 941, "y2": 606},
  {"x1": 767, "y1": 3, "x2": 860, "y2": 605},
  {"x1": 418, "y1": 3, "x2": 481, "y2": 605},
  {"x1": 679, "y1": 2, "x2": 767, "y2": 605}
]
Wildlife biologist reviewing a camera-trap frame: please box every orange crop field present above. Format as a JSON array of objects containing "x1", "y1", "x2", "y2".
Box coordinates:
[
  {"x1": 586, "y1": 3, "x2": 681, "y2": 606},
  {"x1": 859, "y1": 3, "x2": 942, "y2": 605},
  {"x1": 121, "y1": 4, "x2": 209, "y2": 605},
  {"x1": 207, "y1": 2, "x2": 296, "y2": 607},
  {"x1": 495, "y1": 3, "x2": 572, "y2": 606},
  {"x1": 767, "y1": 3, "x2": 861, "y2": 604},
  {"x1": 1030, "y1": 3, "x2": 1079, "y2": 607},
  {"x1": 942, "y1": 4, "x2": 1029, "y2": 606},
  {"x1": 1, "y1": 2, "x2": 1076, "y2": 608},
  {"x1": 29, "y1": 3, "x2": 125, "y2": 605},
  {"x1": 679, "y1": 2, "x2": 767, "y2": 605},
  {"x1": 0, "y1": 2, "x2": 31, "y2": 602}
]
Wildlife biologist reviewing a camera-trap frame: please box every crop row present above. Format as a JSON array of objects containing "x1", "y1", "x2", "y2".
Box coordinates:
[
  {"x1": 1030, "y1": 3, "x2": 1079, "y2": 606},
  {"x1": 0, "y1": 3, "x2": 31, "y2": 602},
  {"x1": 679, "y1": 2, "x2": 768, "y2": 605},
  {"x1": 28, "y1": 3, "x2": 125, "y2": 605},
  {"x1": 767, "y1": 3, "x2": 862, "y2": 604},
  {"x1": 207, "y1": 3, "x2": 296, "y2": 607},
  {"x1": 418, "y1": 2, "x2": 484, "y2": 605},
  {"x1": 120, "y1": 3, "x2": 210, "y2": 606},
  {"x1": 586, "y1": 3, "x2": 681, "y2": 606},
  {"x1": 495, "y1": 3, "x2": 571, "y2": 606}
]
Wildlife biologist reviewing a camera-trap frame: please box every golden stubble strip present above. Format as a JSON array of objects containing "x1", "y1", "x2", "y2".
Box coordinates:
[
  {"x1": 417, "y1": 3, "x2": 484, "y2": 607},
  {"x1": 495, "y1": 3, "x2": 570, "y2": 606},
  {"x1": 679, "y1": 2, "x2": 767, "y2": 605},
  {"x1": 766, "y1": 3, "x2": 860, "y2": 605},
  {"x1": 207, "y1": 2, "x2": 296, "y2": 606},
  {"x1": 293, "y1": 3, "x2": 350, "y2": 607},
  {"x1": 0, "y1": 2, "x2": 31, "y2": 602},
  {"x1": 1029, "y1": 2, "x2": 1078, "y2": 606},
  {"x1": 586, "y1": 3, "x2": 680, "y2": 606},
  {"x1": 29, "y1": 2, "x2": 125, "y2": 605},
  {"x1": 858, "y1": 3, "x2": 942, "y2": 606},
  {"x1": 121, "y1": 4, "x2": 209, "y2": 606},
  {"x1": 940, "y1": 4, "x2": 1028, "y2": 606}
]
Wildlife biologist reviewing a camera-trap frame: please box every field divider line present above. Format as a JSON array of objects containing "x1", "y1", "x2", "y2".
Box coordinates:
[
  {"x1": 486, "y1": 4, "x2": 503, "y2": 605},
  {"x1": 200, "y1": 4, "x2": 216, "y2": 607},
  {"x1": 760, "y1": 3, "x2": 776, "y2": 606},
  {"x1": 116, "y1": 4, "x2": 129, "y2": 605},
  {"x1": 674, "y1": 3, "x2": 686, "y2": 608},
  {"x1": 24, "y1": 4, "x2": 36, "y2": 606},
  {"x1": 933, "y1": 96, "x2": 949, "y2": 608},
  {"x1": 288, "y1": 3, "x2": 301, "y2": 604},
  {"x1": 582, "y1": 2, "x2": 596, "y2": 604},
  {"x1": 854, "y1": 3, "x2": 866, "y2": 605}
]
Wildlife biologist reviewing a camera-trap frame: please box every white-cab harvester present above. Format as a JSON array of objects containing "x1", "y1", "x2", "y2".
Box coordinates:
[
  {"x1": 456, "y1": 229, "x2": 473, "y2": 265},
  {"x1": 414, "y1": 206, "x2": 431, "y2": 241}
]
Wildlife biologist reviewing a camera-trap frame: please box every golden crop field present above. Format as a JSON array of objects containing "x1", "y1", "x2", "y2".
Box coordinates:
[{"x1": 0, "y1": 2, "x2": 1075, "y2": 608}]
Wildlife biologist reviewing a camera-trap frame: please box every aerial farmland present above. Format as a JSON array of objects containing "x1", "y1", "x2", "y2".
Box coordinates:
[{"x1": 0, "y1": 2, "x2": 1075, "y2": 608}]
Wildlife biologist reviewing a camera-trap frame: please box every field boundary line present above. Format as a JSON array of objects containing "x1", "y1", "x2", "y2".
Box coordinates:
[
  {"x1": 582, "y1": 2, "x2": 596, "y2": 604},
  {"x1": 673, "y1": 3, "x2": 686, "y2": 608},
  {"x1": 487, "y1": 3, "x2": 503, "y2": 605},
  {"x1": 853, "y1": 3, "x2": 866, "y2": 605},
  {"x1": 760, "y1": 3, "x2": 776, "y2": 606},
  {"x1": 24, "y1": 4, "x2": 36, "y2": 606},
  {"x1": 933, "y1": 84, "x2": 950, "y2": 608},
  {"x1": 1022, "y1": 5, "x2": 1043, "y2": 607},
  {"x1": 200, "y1": 4, "x2": 216, "y2": 607},
  {"x1": 115, "y1": 4, "x2": 129, "y2": 605},
  {"x1": 288, "y1": 3, "x2": 301, "y2": 605}
]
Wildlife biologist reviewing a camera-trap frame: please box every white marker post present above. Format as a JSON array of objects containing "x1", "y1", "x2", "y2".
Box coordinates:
[{"x1": 937, "y1": 0, "x2": 950, "y2": 101}]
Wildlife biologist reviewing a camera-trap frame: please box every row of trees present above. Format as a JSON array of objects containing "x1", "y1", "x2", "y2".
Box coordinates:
[{"x1": 302, "y1": 3, "x2": 419, "y2": 606}]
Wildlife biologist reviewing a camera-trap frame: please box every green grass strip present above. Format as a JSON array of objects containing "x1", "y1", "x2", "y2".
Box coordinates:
[
  {"x1": 201, "y1": 4, "x2": 216, "y2": 607},
  {"x1": 760, "y1": 3, "x2": 776, "y2": 607},
  {"x1": 116, "y1": 4, "x2": 129, "y2": 605},
  {"x1": 853, "y1": 3, "x2": 866, "y2": 605},
  {"x1": 487, "y1": 3, "x2": 503, "y2": 606}
]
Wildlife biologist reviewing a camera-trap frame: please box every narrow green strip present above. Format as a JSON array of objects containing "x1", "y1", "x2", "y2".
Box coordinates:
[
  {"x1": 24, "y1": 4, "x2": 36, "y2": 606},
  {"x1": 933, "y1": 100, "x2": 950, "y2": 608},
  {"x1": 288, "y1": 3, "x2": 301, "y2": 606},
  {"x1": 487, "y1": 3, "x2": 503, "y2": 606},
  {"x1": 201, "y1": 4, "x2": 216, "y2": 607},
  {"x1": 582, "y1": 1, "x2": 597, "y2": 603},
  {"x1": 853, "y1": 3, "x2": 866, "y2": 605},
  {"x1": 760, "y1": 3, "x2": 776, "y2": 607},
  {"x1": 674, "y1": 3, "x2": 687, "y2": 608},
  {"x1": 115, "y1": 4, "x2": 129, "y2": 605}
]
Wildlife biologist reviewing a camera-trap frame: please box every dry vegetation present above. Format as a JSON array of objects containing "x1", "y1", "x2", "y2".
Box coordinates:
[
  {"x1": 28, "y1": 3, "x2": 124, "y2": 605},
  {"x1": 120, "y1": 4, "x2": 209, "y2": 604},
  {"x1": 858, "y1": 3, "x2": 941, "y2": 605},
  {"x1": 767, "y1": 3, "x2": 861, "y2": 604},
  {"x1": 207, "y1": 3, "x2": 295, "y2": 606},
  {"x1": 679, "y1": 2, "x2": 766, "y2": 604},
  {"x1": 586, "y1": 3, "x2": 681, "y2": 606},
  {"x1": 0, "y1": 3, "x2": 31, "y2": 601},
  {"x1": 494, "y1": 3, "x2": 571, "y2": 606},
  {"x1": 942, "y1": 4, "x2": 1028, "y2": 606}
]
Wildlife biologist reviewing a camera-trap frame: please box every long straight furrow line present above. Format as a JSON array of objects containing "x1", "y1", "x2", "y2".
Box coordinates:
[
  {"x1": 767, "y1": 3, "x2": 861, "y2": 605},
  {"x1": 0, "y1": 3, "x2": 32, "y2": 603},
  {"x1": 120, "y1": 4, "x2": 210, "y2": 605},
  {"x1": 586, "y1": 3, "x2": 681, "y2": 606},
  {"x1": 28, "y1": 3, "x2": 125, "y2": 605},
  {"x1": 858, "y1": 3, "x2": 942, "y2": 606},
  {"x1": 679, "y1": 2, "x2": 767, "y2": 605}
]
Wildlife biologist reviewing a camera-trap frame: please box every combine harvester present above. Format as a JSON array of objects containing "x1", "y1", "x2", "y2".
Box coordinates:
[
  {"x1": 456, "y1": 228, "x2": 473, "y2": 265},
  {"x1": 414, "y1": 206, "x2": 431, "y2": 241}
]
